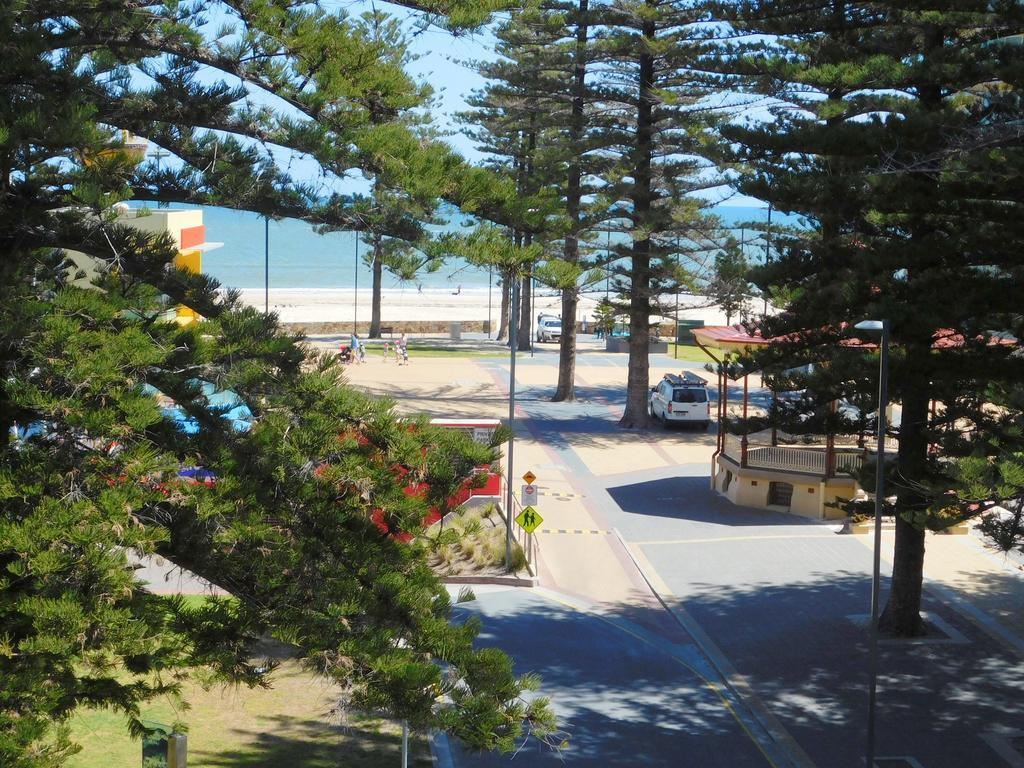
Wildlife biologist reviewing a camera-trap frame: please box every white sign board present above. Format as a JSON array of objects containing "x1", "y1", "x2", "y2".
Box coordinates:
[{"x1": 521, "y1": 484, "x2": 538, "y2": 507}]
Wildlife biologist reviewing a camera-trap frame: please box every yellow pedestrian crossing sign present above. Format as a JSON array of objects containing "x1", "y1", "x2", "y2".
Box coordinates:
[
  {"x1": 522, "y1": 470, "x2": 536, "y2": 484},
  {"x1": 516, "y1": 506, "x2": 543, "y2": 534}
]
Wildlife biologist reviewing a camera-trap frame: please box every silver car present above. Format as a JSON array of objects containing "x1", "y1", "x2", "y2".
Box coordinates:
[{"x1": 536, "y1": 316, "x2": 562, "y2": 343}]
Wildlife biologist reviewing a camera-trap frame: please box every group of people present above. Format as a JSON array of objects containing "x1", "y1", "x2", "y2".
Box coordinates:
[{"x1": 339, "y1": 331, "x2": 409, "y2": 366}]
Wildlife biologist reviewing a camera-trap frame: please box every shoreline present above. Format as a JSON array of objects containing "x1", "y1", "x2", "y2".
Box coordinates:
[{"x1": 231, "y1": 287, "x2": 740, "y2": 328}]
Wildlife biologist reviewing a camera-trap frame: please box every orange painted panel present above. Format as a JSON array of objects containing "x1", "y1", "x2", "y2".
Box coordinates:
[{"x1": 180, "y1": 225, "x2": 205, "y2": 250}]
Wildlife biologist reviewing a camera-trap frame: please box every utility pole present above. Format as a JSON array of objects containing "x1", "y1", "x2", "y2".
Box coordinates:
[
  {"x1": 353, "y1": 231, "x2": 359, "y2": 335},
  {"x1": 674, "y1": 234, "x2": 680, "y2": 360},
  {"x1": 762, "y1": 204, "x2": 772, "y2": 315},
  {"x1": 505, "y1": 279, "x2": 520, "y2": 570}
]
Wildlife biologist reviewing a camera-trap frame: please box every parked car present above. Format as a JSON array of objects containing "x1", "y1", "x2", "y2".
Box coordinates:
[
  {"x1": 536, "y1": 315, "x2": 562, "y2": 343},
  {"x1": 648, "y1": 372, "x2": 711, "y2": 429}
]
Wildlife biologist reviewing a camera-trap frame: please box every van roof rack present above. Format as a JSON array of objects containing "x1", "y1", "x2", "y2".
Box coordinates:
[{"x1": 663, "y1": 371, "x2": 707, "y2": 387}]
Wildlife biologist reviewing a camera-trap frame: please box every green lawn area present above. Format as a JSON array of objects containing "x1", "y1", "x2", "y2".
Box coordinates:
[
  {"x1": 67, "y1": 651, "x2": 431, "y2": 768},
  {"x1": 662, "y1": 344, "x2": 717, "y2": 363},
  {"x1": 405, "y1": 343, "x2": 507, "y2": 358}
]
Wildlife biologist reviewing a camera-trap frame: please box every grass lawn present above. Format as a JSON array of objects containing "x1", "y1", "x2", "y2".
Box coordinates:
[
  {"x1": 662, "y1": 344, "x2": 717, "y2": 363},
  {"x1": 406, "y1": 343, "x2": 507, "y2": 358},
  {"x1": 67, "y1": 649, "x2": 432, "y2": 768},
  {"x1": 357, "y1": 342, "x2": 506, "y2": 359}
]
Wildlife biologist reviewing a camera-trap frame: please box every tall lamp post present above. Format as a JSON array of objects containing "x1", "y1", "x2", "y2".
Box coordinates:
[
  {"x1": 855, "y1": 318, "x2": 890, "y2": 768},
  {"x1": 762, "y1": 204, "x2": 773, "y2": 315},
  {"x1": 264, "y1": 216, "x2": 270, "y2": 314},
  {"x1": 674, "y1": 234, "x2": 681, "y2": 360},
  {"x1": 353, "y1": 231, "x2": 360, "y2": 335},
  {"x1": 504, "y1": 279, "x2": 521, "y2": 570},
  {"x1": 605, "y1": 228, "x2": 612, "y2": 300}
]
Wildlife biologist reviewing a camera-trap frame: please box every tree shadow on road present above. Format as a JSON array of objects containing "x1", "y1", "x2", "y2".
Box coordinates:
[{"x1": 451, "y1": 564, "x2": 1024, "y2": 768}]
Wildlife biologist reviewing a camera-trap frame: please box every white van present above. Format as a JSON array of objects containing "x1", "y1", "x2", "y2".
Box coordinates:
[
  {"x1": 648, "y1": 372, "x2": 711, "y2": 429},
  {"x1": 536, "y1": 315, "x2": 562, "y2": 343}
]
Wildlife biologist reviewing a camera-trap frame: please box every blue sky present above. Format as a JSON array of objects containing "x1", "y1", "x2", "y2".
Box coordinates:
[{"x1": 155, "y1": 1, "x2": 764, "y2": 208}]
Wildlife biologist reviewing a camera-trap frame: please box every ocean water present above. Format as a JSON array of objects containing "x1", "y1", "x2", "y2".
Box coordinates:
[{"x1": 146, "y1": 203, "x2": 797, "y2": 290}]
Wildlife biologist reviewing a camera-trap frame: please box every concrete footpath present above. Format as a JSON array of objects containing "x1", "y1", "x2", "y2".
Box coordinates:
[{"x1": 331, "y1": 336, "x2": 1024, "y2": 768}]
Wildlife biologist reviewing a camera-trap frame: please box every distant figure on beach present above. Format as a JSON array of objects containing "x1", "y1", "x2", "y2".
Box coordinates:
[
  {"x1": 397, "y1": 332, "x2": 409, "y2": 365},
  {"x1": 417, "y1": 284, "x2": 423, "y2": 293},
  {"x1": 452, "y1": 284, "x2": 461, "y2": 295},
  {"x1": 350, "y1": 332, "x2": 364, "y2": 364}
]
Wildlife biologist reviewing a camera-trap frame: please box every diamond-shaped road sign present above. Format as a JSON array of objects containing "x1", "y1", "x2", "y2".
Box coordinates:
[
  {"x1": 515, "y1": 506, "x2": 543, "y2": 534},
  {"x1": 522, "y1": 470, "x2": 536, "y2": 484}
]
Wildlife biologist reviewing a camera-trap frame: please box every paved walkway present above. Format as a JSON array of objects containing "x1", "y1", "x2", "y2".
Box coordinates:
[{"x1": 330, "y1": 338, "x2": 1024, "y2": 768}]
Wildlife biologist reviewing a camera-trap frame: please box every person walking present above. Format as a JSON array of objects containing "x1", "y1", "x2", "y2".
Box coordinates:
[
  {"x1": 350, "y1": 332, "x2": 363, "y2": 364},
  {"x1": 397, "y1": 331, "x2": 409, "y2": 365}
]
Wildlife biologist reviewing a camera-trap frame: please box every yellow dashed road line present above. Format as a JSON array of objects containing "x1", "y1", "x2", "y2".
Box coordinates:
[{"x1": 539, "y1": 528, "x2": 610, "y2": 535}]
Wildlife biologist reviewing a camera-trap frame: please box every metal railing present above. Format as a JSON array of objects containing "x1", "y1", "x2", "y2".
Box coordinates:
[
  {"x1": 747, "y1": 446, "x2": 827, "y2": 474},
  {"x1": 721, "y1": 437, "x2": 869, "y2": 478}
]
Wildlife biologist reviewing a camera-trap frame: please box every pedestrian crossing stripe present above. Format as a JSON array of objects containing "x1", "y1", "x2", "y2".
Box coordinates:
[
  {"x1": 538, "y1": 491, "x2": 581, "y2": 500},
  {"x1": 538, "y1": 529, "x2": 609, "y2": 535}
]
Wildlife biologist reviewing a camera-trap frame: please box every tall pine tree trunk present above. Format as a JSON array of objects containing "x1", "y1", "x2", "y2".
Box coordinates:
[
  {"x1": 554, "y1": 0, "x2": 588, "y2": 403},
  {"x1": 620, "y1": 11, "x2": 656, "y2": 428},
  {"x1": 497, "y1": 274, "x2": 510, "y2": 341},
  {"x1": 554, "y1": 289, "x2": 578, "y2": 400},
  {"x1": 879, "y1": 349, "x2": 930, "y2": 637},
  {"x1": 517, "y1": 274, "x2": 532, "y2": 351},
  {"x1": 369, "y1": 240, "x2": 383, "y2": 338}
]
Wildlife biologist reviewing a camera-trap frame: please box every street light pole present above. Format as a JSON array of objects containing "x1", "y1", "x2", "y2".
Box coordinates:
[
  {"x1": 488, "y1": 264, "x2": 493, "y2": 339},
  {"x1": 529, "y1": 274, "x2": 535, "y2": 359},
  {"x1": 353, "y1": 231, "x2": 359, "y2": 336},
  {"x1": 762, "y1": 204, "x2": 773, "y2": 315},
  {"x1": 674, "y1": 234, "x2": 680, "y2": 360},
  {"x1": 151, "y1": 148, "x2": 170, "y2": 208},
  {"x1": 857, "y1": 318, "x2": 890, "y2": 768},
  {"x1": 505, "y1": 279, "x2": 520, "y2": 570},
  {"x1": 264, "y1": 216, "x2": 269, "y2": 314},
  {"x1": 605, "y1": 228, "x2": 611, "y2": 300}
]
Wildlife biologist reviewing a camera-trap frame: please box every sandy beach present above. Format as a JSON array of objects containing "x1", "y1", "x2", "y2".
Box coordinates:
[{"x1": 233, "y1": 286, "x2": 740, "y2": 329}]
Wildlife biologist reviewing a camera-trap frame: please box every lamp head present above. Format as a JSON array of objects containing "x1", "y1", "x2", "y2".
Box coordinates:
[{"x1": 854, "y1": 320, "x2": 885, "y2": 332}]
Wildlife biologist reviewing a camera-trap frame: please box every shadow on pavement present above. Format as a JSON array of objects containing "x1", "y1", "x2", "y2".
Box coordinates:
[
  {"x1": 452, "y1": 573, "x2": 1024, "y2": 768},
  {"x1": 607, "y1": 475, "x2": 822, "y2": 528},
  {"x1": 659, "y1": 569, "x2": 1024, "y2": 768},
  {"x1": 450, "y1": 591, "x2": 770, "y2": 768}
]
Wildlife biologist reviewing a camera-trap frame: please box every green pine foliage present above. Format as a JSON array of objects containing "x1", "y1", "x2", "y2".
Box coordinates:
[
  {"x1": 719, "y1": 0, "x2": 1024, "y2": 635},
  {"x1": 593, "y1": 0, "x2": 728, "y2": 426},
  {"x1": 706, "y1": 236, "x2": 753, "y2": 325},
  {"x1": 1, "y1": 1, "x2": 557, "y2": 765}
]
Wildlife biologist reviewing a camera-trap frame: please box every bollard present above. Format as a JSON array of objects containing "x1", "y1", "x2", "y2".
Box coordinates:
[{"x1": 168, "y1": 733, "x2": 187, "y2": 768}]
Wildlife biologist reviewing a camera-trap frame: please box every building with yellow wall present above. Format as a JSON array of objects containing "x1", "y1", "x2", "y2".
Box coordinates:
[{"x1": 115, "y1": 207, "x2": 222, "y2": 322}]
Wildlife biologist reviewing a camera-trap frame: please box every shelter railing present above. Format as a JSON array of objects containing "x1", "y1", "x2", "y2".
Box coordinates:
[{"x1": 721, "y1": 434, "x2": 870, "y2": 478}]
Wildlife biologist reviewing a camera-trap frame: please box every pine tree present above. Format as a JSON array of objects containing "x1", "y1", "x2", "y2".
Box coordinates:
[
  {"x1": 722, "y1": 0, "x2": 1024, "y2": 635},
  {"x1": 0, "y1": 1, "x2": 554, "y2": 763},
  {"x1": 593, "y1": 0, "x2": 725, "y2": 427},
  {"x1": 460, "y1": 8, "x2": 567, "y2": 348},
  {"x1": 707, "y1": 236, "x2": 752, "y2": 324}
]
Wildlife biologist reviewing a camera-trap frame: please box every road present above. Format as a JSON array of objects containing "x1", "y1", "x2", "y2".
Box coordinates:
[
  {"x1": 440, "y1": 585, "x2": 772, "y2": 768},
  {"x1": 335, "y1": 340, "x2": 1024, "y2": 768}
]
